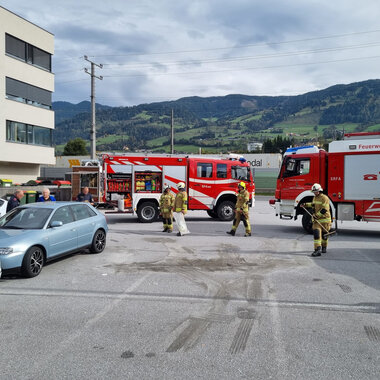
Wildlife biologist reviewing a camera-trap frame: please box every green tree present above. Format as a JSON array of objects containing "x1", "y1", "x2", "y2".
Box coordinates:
[{"x1": 63, "y1": 138, "x2": 88, "y2": 156}]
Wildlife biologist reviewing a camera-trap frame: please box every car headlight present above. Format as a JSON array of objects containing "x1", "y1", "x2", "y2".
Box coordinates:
[{"x1": 0, "y1": 248, "x2": 13, "y2": 255}]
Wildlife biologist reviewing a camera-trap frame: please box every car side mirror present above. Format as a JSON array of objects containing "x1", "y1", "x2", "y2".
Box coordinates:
[{"x1": 51, "y1": 221, "x2": 63, "y2": 228}]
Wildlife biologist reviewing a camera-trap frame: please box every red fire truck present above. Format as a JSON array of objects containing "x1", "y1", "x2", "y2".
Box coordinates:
[
  {"x1": 269, "y1": 132, "x2": 380, "y2": 232},
  {"x1": 101, "y1": 154, "x2": 255, "y2": 222}
]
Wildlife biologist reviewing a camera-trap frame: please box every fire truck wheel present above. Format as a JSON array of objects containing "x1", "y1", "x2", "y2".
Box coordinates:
[
  {"x1": 217, "y1": 201, "x2": 235, "y2": 221},
  {"x1": 302, "y1": 212, "x2": 313, "y2": 234},
  {"x1": 207, "y1": 209, "x2": 218, "y2": 219},
  {"x1": 137, "y1": 202, "x2": 159, "y2": 223}
]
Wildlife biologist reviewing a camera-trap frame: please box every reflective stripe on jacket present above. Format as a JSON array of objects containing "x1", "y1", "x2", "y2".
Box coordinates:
[
  {"x1": 305, "y1": 193, "x2": 331, "y2": 223},
  {"x1": 235, "y1": 189, "x2": 249, "y2": 212},
  {"x1": 174, "y1": 191, "x2": 188, "y2": 214},
  {"x1": 160, "y1": 192, "x2": 175, "y2": 213}
]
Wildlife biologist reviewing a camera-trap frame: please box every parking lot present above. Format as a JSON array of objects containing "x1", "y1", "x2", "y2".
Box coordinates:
[{"x1": 0, "y1": 196, "x2": 379, "y2": 379}]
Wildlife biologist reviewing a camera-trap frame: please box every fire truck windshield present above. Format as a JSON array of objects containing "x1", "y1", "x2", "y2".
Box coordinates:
[
  {"x1": 281, "y1": 158, "x2": 310, "y2": 178},
  {"x1": 232, "y1": 166, "x2": 250, "y2": 182}
]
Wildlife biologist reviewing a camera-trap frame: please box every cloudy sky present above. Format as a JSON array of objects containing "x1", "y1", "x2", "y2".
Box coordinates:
[{"x1": 2, "y1": 0, "x2": 380, "y2": 106}]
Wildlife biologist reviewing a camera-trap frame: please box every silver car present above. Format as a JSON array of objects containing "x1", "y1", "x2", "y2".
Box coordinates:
[{"x1": 0, "y1": 202, "x2": 108, "y2": 278}]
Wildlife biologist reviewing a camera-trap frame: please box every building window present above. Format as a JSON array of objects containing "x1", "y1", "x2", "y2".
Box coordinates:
[
  {"x1": 6, "y1": 77, "x2": 52, "y2": 110},
  {"x1": 6, "y1": 120, "x2": 52, "y2": 147},
  {"x1": 5, "y1": 34, "x2": 51, "y2": 72}
]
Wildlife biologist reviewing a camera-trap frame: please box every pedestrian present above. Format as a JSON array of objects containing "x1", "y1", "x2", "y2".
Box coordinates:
[
  {"x1": 76, "y1": 186, "x2": 93, "y2": 204},
  {"x1": 159, "y1": 184, "x2": 175, "y2": 233},
  {"x1": 174, "y1": 182, "x2": 190, "y2": 236},
  {"x1": 37, "y1": 187, "x2": 56, "y2": 202},
  {"x1": 227, "y1": 182, "x2": 251, "y2": 237},
  {"x1": 6, "y1": 190, "x2": 24, "y2": 212},
  {"x1": 301, "y1": 183, "x2": 331, "y2": 257}
]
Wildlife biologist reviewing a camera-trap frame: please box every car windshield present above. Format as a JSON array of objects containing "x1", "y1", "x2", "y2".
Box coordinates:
[{"x1": 0, "y1": 207, "x2": 53, "y2": 230}]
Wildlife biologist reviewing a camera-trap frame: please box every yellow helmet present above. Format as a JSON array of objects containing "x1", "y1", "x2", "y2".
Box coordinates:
[{"x1": 238, "y1": 181, "x2": 246, "y2": 189}]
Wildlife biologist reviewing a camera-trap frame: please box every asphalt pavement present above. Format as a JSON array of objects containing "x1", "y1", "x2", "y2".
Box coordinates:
[{"x1": 0, "y1": 196, "x2": 379, "y2": 379}]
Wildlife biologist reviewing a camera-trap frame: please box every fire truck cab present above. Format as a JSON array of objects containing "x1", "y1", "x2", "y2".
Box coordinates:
[
  {"x1": 102, "y1": 154, "x2": 255, "y2": 223},
  {"x1": 270, "y1": 132, "x2": 380, "y2": 232}
]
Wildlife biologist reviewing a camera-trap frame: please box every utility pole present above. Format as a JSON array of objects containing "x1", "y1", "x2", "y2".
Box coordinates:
[
  {"x1": 84, "y1": 55, "x2": 103, "y2": 160},
  {"x1": 171, "y1": 109, "x2": 174, "y2": 154}
]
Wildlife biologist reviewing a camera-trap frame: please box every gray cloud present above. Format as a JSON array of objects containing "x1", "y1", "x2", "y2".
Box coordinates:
[{"x1": 2, "y1": 0, "x2": 380, "y2": 106}]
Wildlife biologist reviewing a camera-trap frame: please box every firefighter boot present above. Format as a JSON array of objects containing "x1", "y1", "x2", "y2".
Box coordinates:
[
  {"x1": 245, "y1": 232, "x2": 251, "y2": 237},
  {"x1": 162, "y1": 227, "x2": 168, "y2": 232},
  {"x1": 226, "y1": 230, "x2": 236, "y2": 236},
  {"x1": 322, "y1": 246, "x2": 327, "y2": 253},
  {"x1": 311, "y1": 246, "x2": 322, "y2": 257}
]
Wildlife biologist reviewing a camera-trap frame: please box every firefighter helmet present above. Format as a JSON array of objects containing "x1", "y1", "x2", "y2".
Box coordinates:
[
  {"x1": 164, "y1": 184, "x2": 171, "y2": 191},
  {"x1": 238, "y1": 181, "x2": 246, "y2": 189},
  {"x1": 177, "y1": 182, "x2": 185, "y2": 190},
  {"x1": 311, "y1": 183, "x2": 323, "y2": 192}
]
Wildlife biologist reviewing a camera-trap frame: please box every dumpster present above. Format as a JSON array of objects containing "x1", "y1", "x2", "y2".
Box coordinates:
[
  {"x1": 25, "y1": 191, "x2": 37, "y2": 204},
  {"x1": 25, "y1": 180, "x2": 41, "y2": 186},
  {"x1": 19, "y1": 193, "x2": 27, "y2": 205},
  {"x1": 53, "y1": 180, "x2": 71, "y2": 187},
  {"x1": 0, "y1": 179, "x2": 12, "y2": 187}
]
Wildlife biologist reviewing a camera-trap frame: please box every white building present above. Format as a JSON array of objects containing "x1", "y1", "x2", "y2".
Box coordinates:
[
  {"x1": 247, "y1": 142, "x2": 263, "y2": 152},
  {"x1": 0, "y1": 6, "x2": 55, "y2": 183}
]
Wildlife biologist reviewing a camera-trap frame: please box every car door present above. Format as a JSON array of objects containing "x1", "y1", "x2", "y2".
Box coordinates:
[
  {"x1": 70, "y1": 204, "x2": 96, "y2": 248},
  {"x1": 47, "y1": 205, "x2": 77, "y2": 257}
]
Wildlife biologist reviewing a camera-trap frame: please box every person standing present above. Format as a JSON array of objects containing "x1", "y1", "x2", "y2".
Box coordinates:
[
  {"x1": 174, "y1": 182, "x2": 190, "y2": 236},
  {"x1": 160, "y1": 185, "x2": 175, "y2": 233},
  {"x1": 301, "y1": 183, "x2": 331, "y2": 257},
  {"x1": 6, "y1": 190, "x2": 24, "y2": 212},
  {"x1": 76, "y1": 186, "x2": 93, "y2": 204},
  {"x1": 37, "y1": 187, "x2": 56, "y2": 202},
  {"x1": 227, "y1": 182, "x2": 251, "y2": 237}
]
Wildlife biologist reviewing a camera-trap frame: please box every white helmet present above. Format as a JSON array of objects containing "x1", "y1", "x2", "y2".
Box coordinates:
[
  {"x1": 164, "y1": 183, "x2": 171, "y2": 191},
  {"x1": 177, "y1": 182, "x2": 185, "y2": 190},
  {"x1": 311, "y1": 183, "x2": 323, "y2": 192}
]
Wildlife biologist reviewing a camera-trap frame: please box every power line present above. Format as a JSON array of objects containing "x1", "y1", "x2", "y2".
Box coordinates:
[
  {"x1": 101, "y1": 41, "x2": 380, "y2": 70},
  {"x1": 102, "y1": 54, "x2": 380, "y2": 79},
  {"x1": 86, "y1": 29, "x2": 380, "y2": 58}
]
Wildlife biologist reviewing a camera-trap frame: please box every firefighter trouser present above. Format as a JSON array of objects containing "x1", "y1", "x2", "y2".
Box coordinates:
[
  {"x1": 231, "y1": 211, "x2": 251, "y2": 233},
  {"x1": 162, "y1": 214, "x2": 173, "y2": 231},
  {"x1": 312, "y1": 221, "x2": 331, "y2": 249}
]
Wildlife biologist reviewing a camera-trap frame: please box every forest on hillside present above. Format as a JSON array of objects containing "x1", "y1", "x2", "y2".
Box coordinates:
[{"x1": 54, "y1": 79, "x2": 380, "y2": 154}]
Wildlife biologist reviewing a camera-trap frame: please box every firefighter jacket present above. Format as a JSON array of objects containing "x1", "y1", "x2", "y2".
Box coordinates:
[
  {"x1": 305, "y1": 193, "x2": 331, "y2": 223},
  {"x1": 174, "y1": 190, "x2": 188, "y2": 214},
  {"x1": 160, "y1": 192, "x2": 175, "y2": 217},
  {"x1": 235, "y1": 189, "x2": 250, "y2": 213}
]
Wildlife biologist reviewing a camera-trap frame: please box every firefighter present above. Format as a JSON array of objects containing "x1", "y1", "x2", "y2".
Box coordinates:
[
  {"x1": 160, "y1": 185, "x2": 175, "y2": 233},
  {"x1": 301, "y1": 183, "x2": 332, "y2": 257},
  {"x1": 227, "y1": 181, "x2": 251, "y2": 237},
  {"x1": 174, "y1": 182, "x2": 190, "y2": 236}
]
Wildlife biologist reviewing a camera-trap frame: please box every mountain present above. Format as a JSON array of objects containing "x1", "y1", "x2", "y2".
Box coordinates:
[
  {"x1": 53, "y1": 101, "x2": 111, "y2": 124},
  {"x1": 53, "y1": 79, "x2": 380, "y2": 154}
]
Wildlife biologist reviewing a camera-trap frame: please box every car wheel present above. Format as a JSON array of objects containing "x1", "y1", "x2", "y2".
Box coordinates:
[
  {"x1": 137, "y1": 202, "x2": 159, "y2": 223},
  {"x1": 21, "y1": 246, "x2": 44, "y2": 278},
  {"x1": 302, "y1": 212, "x2": 313, "y2": 234},
  {"x1": 90, "y1": 229, "x2": 106, "y2": 253},
  {"x1": 217, "y1": 201, "x2": 235, "y2": 221}
]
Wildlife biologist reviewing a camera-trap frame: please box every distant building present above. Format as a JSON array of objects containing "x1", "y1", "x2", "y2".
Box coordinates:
[
  {"x1": 0, "y1": 6, "x2": 55, "y2": 183},
  {"x1": 247, "y1": 142, "x2": 263, "y2": 152}
]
